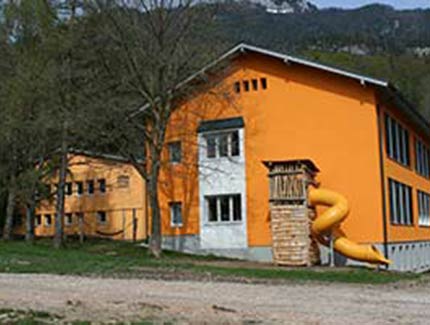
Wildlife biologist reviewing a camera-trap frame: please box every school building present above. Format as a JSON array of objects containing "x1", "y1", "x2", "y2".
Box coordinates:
[
  {"x1": 156, "y1": 44, "x2": 430, "y2": 272},
  {"x1": 13, "y1": 152, "x2": 147, "y2": 241}
]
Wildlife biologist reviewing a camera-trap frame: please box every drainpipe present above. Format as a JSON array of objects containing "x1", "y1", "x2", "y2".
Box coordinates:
[{"x1": 376, "y1": 104, "x2": 389, "y2": 267}]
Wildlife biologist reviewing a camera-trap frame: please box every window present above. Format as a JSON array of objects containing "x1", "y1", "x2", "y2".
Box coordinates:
[
  {"x1": 389, "y1": 179, "x2": 413, "y2": 225},
  {"x1": 234, "y1": 81, "x2": 241, "y2": 93},
  {"x1": 87, "y1": 180, "x2": 94, "y2": 195},
  {"x1": 97, "y1": 211, "x2": 107, "y2": 224},
  {"x1": 13, "y1": 215, "x2": 22, "y2": 226},
  {"x1": 243, "y1": 80, "x2": 250, "y2": 92},
  {"x1": 168, "y1": 141, "x2": 182, "y2": 163},
  {"x1": 205, "y1": 194, "x2": 242, "y2": 223},
  {"x1": 204, "y1": 131, "x2": 240, "y2": 159},
  {"x1": 35, "y1": 215, "x2": 42, "y2": 227},
  {"x1": 75, "y1": 212, "x2": 84, "y2": 223},
  {"x1": 251, "y1": 79, "x2": 258, "y2": 90},
  {"x1": 170, "y1": 202, "x2": 183, "y2": 227},
  {"x1": 418, "y1": 191, "x2": 430, "y2": 227},
  {"x1": 117, "y1": 175, "x2": 130, "y2": 188},
  {"x1": 98, "y1": 179, "x2": 106, "y2": 193},
  {"x1": 44, "y1": 214, "x2": 52, "y2": 227},
  {"x1": 415, "y1": 139, "x2": 430, "y2": 178},
  {"x1": 385, "y1": 115, "x2": 410, "y2": 166},
  {"x1": 65, "y1": 213, "x2": 73, "y2": 226},
  {"x1": 76, "y1": 182, "x2": 84, "y2": 196},
  {"x1": 260, "y1": 78, "x2": 267, "y2": 90},
  {"x1": 65, "y1": 182, "x2": 73, "y2": 196}
]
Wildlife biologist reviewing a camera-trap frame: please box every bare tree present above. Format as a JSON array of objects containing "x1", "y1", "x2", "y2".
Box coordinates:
[{"x1": 80, "y1": 0, "x2": 228, "y2": 256}]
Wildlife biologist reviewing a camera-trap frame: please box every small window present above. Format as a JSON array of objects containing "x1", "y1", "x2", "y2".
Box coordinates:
[
  {"x1": 168, "y1": 141, "x2": 182, "y2": 163},
  {"x1": 87, "y1": 180, "x2": 94, "y2": 195},
  {"x1": 243, "y1": 80, "x2": 250, "y2": 92},
  {"x1": 44, "y1": 214, "x2": 52, "y2": 227},
  {"x1": 251, "y1": 79, "x2": 258, "y2": 90},
  {"x1": 231, "y1": 131, "x2": 240, "y2": 156},
  {"x1": 75, "y1": 212, "x2": 84, "y2": 222},
  {"x1": 117, "y1": 175, "x2": 130, "y2": 188},
  {"x1": 65, "y1": 182, "x2": 73, "y2": 196},
  {"x1": 35, "y1": 214, "x2": 42, "y2": 227},
  {"x1": 65, "y1": 213, "x2": 73, "y2": 226},
  {"x1": 234, "y1": 81, "x2": 241, "y2": 93},
  {"x1": 260, "y1": 78, "x2": 267, "y2": 89},
  {"x1": 76, "y1": 182, "x2": 83, "y2": 196},
  {"x1": 98, "y1": 179, "x2": 106, "y2": 193},
  {"x1": 389, "y1": 179, "x2": 413, "y2": 225},
  {"x1": 170, "y1": 202, "x2": 183, "y2": 227},
  {"x1": 205, "y1": 194, "x2": 242, "y2": 223},
  {"x1": 13, "y1": 214, "x2": 23, "y2": 226},
  {"x1": 97, "y1": 211, "x2": 107, "y2": 224}
]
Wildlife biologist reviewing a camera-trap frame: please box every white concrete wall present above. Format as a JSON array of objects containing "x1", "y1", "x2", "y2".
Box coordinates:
[{"x1": 198, "y1": 128, "x2": 248, "y2": 249}]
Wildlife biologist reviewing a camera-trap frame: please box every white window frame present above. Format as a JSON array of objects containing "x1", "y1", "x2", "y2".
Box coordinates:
[
  {"x1": 205, "y1": 194, "x2": 242, "y2": 224},
  {"x1": 44, "y1": 214, "x2": 52, "y2": 227},
  {"x1": 170, "y1": 202, "x2": 183, "y2": 227},
  {"x1": 204, "y1": 129, "x2": 240, "y2": 160}
]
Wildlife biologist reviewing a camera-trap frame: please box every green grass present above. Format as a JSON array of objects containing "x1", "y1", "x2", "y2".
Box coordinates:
[{"x1": 0, "y1": 239, "x2": 418, "y2": 284}]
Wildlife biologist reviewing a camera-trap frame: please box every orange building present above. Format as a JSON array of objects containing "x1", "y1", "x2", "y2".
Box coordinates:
[
  {"x1": 157, "y1": 44, "x2": 430, "y2": 272},
  {"x1": 14, "y1": 152, "x2": 147, "y2": 241}
]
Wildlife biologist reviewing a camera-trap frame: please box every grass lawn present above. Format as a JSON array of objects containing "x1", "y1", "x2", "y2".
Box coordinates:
[{"x1": 0, "y1": 239, "x2": 419, "y2": 284}]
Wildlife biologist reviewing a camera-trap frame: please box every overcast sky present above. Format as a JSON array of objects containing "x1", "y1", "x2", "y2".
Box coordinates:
[{"x1": 313, "y1": 0, "x2": 430, "y2": 9}]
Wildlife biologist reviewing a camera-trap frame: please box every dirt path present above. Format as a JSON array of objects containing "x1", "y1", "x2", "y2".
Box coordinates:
[{"x1": 0, "y1": 274, "x2": 429, "y2": 324}]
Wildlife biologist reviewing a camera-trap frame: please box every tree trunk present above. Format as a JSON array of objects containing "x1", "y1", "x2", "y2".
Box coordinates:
[
  {"x1": 54, "y1": 125, "x2": 68, "y2": 248},
  {"x1": 25, "y1": 199, "x2": 36, "y2": 243},
  {"x1": 2, "y1": 176, "x2": 16, "y2": 241},
  {"x1": 148, "y1": 163, "x2": 162, "y2": 258}
]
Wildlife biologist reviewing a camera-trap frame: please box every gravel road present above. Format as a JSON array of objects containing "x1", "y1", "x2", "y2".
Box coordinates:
[{"x1": 0, "y1": 273, "x2": 429, "y2": 324}]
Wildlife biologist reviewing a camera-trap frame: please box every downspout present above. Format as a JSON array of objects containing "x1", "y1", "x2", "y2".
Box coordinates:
[{"x1": 376, "y1": 104, "x2": 389, "y2": 265}]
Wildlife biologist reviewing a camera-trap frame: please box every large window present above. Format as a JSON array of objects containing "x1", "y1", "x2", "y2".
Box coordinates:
[
  {"x1": 418, "y1": 191, "x2": 430, "y2": 227},
  {"x1": 416, "y1": 139, "x2": 430, "y2": 178},
  {"x1": 205, "y1": 131, "x2": 240, "y2": 159},
  {"x1": 389, "y1": 179, "x2": 413, "y2": 225},
  {"x1": 385, "y1": 115, "x2": 410, "y2": 166},
  {"x1": 205, "y1": 194, "x2": 242, "y2": 223},
  {"x1": 170, "y1": 202, "x2": 183, "y2": 227}
]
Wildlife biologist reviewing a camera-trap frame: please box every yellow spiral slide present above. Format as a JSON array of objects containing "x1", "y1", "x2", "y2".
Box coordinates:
[{"x1": 309, "y1": 188, "x2": 391, "y2": 265}]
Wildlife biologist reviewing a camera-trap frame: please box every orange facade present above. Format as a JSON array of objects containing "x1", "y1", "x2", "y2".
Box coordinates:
[
  {"x1": 159, "y1": 52, "x2": 388, "y2": 248},
  {"x1": 14, "y1": 154, "x2": 147, "y2": 241}
]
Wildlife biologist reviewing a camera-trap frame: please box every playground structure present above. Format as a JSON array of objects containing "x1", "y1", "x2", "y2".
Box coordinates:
[{"x1": 265, "y1": 159, "x2": 391, "y2": 267}]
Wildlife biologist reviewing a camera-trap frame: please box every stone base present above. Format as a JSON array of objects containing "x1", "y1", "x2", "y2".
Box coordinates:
[{"x1": 162, "y1": 235, "x2": 430, "y2": 273}]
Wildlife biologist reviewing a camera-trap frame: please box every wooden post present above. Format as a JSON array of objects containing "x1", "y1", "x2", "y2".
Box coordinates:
[
  {"x1": 132, "y1": 208, "x2": 137, "y2": 242},
  {"x1": 79, "y1": 213, "x2": 84, "y2": 244}
]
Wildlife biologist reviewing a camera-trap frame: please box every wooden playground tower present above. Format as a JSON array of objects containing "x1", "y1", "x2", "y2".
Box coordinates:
[{"x1": 264, "y1": 159, "x2": 321, "y2": 266}]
